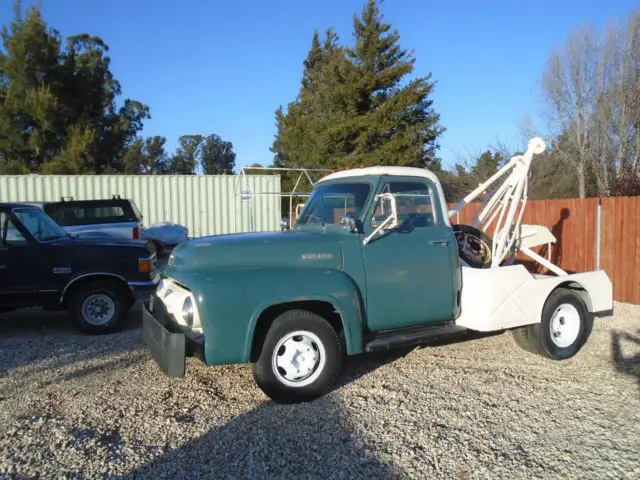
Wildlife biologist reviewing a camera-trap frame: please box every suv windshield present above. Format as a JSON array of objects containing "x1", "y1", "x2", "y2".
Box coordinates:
[
  {"x1": 12, "y1": 207, "x2": 69, "y2": 242},
  {"x1": 296, "y1": 182, "x2": 371, "y2": 227}
]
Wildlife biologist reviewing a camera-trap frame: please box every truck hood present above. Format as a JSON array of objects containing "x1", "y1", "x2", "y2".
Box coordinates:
[
  {"x1": 167, "y1": 230, "x2": 343, "y2": 272},
  {"x1": 52, "y1": 234, "x2": 151, "y2": 250}
]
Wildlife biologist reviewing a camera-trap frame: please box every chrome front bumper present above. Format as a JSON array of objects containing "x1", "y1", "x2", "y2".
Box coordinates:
[{"x1": 142, "y1": 292, "x2": 205, "y2": 377}]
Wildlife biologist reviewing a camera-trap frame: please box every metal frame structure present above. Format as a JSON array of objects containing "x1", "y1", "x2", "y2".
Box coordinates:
[
  {"x1": 235, "y1": 166, "x2": 333, "y2": 227},
  {"x1": 447, "y1": 137, "x2": 566, "y2": 275}
]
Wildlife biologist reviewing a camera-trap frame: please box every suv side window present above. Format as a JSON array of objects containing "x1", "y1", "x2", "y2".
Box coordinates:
[
  {"x1": 0, "y1": 212, "x2": 27, "y2": 245},
  {"x1": 47, "y1": 200, "x2": 138, "y2": 226},
  {"x1": 371, "y1": 180, "x2": 436, "y2": 228}
]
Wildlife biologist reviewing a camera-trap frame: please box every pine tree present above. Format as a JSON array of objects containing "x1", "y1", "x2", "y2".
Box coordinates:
[
  {"x1": 271, "y1": 0, "x2": 445, "y2": 177},
  {"x1": 200, "y1": 134, "x2": 236, "y2": 174}
]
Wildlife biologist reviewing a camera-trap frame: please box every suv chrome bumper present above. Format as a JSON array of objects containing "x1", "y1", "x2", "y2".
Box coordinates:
[
  {"x1": 142, "y1": 293, "x2": 204, "y2": 377},
  {"x1": 128, "y1": 274, "x2": 161, "y2": 300}
]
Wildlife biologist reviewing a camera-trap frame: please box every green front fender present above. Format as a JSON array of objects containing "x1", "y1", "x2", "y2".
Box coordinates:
[{"x1": 185, "y1": 267, "x2": 366, "y2": 365}]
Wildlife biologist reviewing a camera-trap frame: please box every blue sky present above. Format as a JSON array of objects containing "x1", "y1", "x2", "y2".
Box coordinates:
[{"x1": 2, "y1": 0, "x2": 638, "y2": 170}]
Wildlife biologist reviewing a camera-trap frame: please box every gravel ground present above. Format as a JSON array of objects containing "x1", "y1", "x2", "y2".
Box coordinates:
[{"x1": 0, "y1": 301, "x2": 638, "y2": 479}]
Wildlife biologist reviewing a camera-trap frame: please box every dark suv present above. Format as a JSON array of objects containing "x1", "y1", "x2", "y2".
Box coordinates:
[{"x1": 0, "y1": 203, "x2": 159, "y2": 334}]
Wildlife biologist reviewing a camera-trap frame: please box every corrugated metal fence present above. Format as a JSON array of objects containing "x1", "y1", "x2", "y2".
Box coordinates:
[{"x1": 0, "y1": 174, "x2": 282, "y2": 237}]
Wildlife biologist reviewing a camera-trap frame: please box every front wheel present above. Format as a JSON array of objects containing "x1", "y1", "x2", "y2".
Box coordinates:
[
  {"x1": 251, "y1": 309, "x2": 343, "y2": 404},
  {"x1": 512, "y1": 287, "x2": 593, "y2": 360},
  {"x1": 68, "y1": 280, "x2": 131, "y2": 334}
]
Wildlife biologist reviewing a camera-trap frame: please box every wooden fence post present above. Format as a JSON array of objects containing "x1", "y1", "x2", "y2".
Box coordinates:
[{"x1": 595, "y1": 196, "x2": 602, "y2": 270}]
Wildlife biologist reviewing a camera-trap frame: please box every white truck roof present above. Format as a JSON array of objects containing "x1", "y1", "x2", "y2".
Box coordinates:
[
  {"x1": 317, "y1": 165, "x2": 450, "y2": 227},
  {"x1": 318, "y1": 166, "x2": 441, "y2": 185}
]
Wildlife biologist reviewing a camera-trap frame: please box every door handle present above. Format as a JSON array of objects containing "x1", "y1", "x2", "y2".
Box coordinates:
[{"x1": 428, "y1": 239, "x2": 449, "y2": 246}]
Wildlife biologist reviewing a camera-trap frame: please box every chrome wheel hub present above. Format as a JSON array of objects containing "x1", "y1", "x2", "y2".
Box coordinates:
[
  {"x1": 81, "y1": 294, "x2": 116, "y2": 325},
  {"x1": 272, "y1": 330, "x2": 326, "y2": 387},
  {"x1": 549, "y1": 303, "x2": 581, "y2": 348}
]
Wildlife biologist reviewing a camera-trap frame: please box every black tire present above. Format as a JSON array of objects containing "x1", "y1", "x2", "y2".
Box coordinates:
[
  {"x1": 68, "y1": 280, "x2": 131, "y2": 334},
  {"x1": 510, "y1": 324, "x2": 539, "y2": 355},
  {"x1": 251, "y1": 309, "x2": 343, "y2": 404},
  {"x1": 513, "y1": 287, "x2": 593, "y2": 360},
  {"x1": 452, "y1": 224, "x2": 493, "y2": 268}
]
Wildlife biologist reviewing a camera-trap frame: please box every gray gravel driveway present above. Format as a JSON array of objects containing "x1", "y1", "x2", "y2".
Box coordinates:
[{"x1": 1, "y1": 301, "x2": 639, "y2": 479}]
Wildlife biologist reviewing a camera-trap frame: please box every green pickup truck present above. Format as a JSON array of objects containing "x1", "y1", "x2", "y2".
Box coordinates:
[{"x1": 142, "y1": 157, "x2": 613, "y2": 404}]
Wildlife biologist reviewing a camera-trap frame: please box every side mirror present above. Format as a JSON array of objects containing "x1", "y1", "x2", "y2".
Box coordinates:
[
  {"x1": 363, "y1": 193, "x2": 398, "y2": 245},
  {"x1": 280, "y1": 216, "x2": 290, "y2": 231},
  {"x1": 340, "y1": 214, "x2": 358, "y2": 233}
]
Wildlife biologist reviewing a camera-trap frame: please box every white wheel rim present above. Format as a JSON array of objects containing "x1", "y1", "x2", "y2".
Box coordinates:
[
  {"x1": 549, "y1": 303, "x2": 581, "y2": 348},
  {"x1": 81, "y1": 293, "x2": 116, "y2": 326},
  {"x1": 271, "y1": 330, "x2": 326, "y2": 387}
]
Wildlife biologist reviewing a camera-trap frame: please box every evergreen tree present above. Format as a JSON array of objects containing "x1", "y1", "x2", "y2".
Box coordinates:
[
  {"x1": 271, "y1": 0, "x2": 445, "y2": 179},
  {"x1": 168, "y1": 134, "x2": 203, "y2": 174},
  {"x1": 200, "y1": 134, "x2": 236, "y2": 174},
  {"x1": 0, "y1": 2, "x2": 149, "y2": 174},
  {"x1": 122, "y1": 135, "x2": 170, "y2": 174}
]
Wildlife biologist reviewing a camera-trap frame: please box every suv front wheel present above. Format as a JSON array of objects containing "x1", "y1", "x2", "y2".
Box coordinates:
[
  {"x1": 251, "y1": 309, "x2": 343, "y2": 403},
  {"x1": 68, "y1": 280, "x2": 130, "y2": 334}
]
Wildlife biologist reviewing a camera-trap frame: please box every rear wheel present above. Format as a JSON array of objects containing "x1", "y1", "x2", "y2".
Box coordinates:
[
  {"x1": 251, "y1": 309, "x2": 343, "y2": 403},
  {"x1": 68, "y1": 280, "x2": 131, "y2": 334},
  {"x1": 512, "y1": 287, "x2": 593, "y2": 360}
]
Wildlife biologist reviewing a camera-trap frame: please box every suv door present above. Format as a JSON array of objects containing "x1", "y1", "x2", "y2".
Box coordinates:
[
  {"x1": 0, "y1": 210, "x2": 40, "y2": 308},
  {"x1": 362, "y1": 177, "x2": 458, "y2": 331}
]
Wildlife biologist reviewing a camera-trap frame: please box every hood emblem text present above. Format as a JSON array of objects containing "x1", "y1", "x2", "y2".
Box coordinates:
[{"x1": 302, "y1": 253, "x2": 334, "y2": 261}]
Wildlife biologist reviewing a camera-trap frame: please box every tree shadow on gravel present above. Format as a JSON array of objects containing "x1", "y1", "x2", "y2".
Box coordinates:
[
  {"x1": 610, "y1": 329, "x2": 640, "y2": 391},
  {"x1": 120, "y1": 330, "x2": 506, "y2": 479},
  {"x1": 0, "y1": 302, "x2": 145, "y2": 376},
  {"x1": 120, "y1": 394, "x2": 406, "y2": 479},
  {"x1": 119, "y1": 347, "x2": 415, "y2": 479}
]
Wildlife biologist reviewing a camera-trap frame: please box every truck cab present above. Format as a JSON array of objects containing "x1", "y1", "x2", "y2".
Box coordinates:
[
  {"x1": 143, "y1": 163, "x2": 613, "y2": 404},
  {"x1": 293, "y1": 167, "x2": 462, "y2": 331}
]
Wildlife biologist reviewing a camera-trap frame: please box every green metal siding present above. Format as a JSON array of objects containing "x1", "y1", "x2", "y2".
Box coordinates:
[{"x1": 0, "y1": 174, "x2": 282, "y2": 237}]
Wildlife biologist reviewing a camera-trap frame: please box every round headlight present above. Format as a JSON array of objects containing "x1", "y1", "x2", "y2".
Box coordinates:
[{"x1": 182, "y1": 296, "x2": 194, "y2": 326}]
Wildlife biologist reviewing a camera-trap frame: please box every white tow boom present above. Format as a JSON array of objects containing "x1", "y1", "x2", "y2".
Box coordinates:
[
  {"x1": 448, "y1": 137, "x2": 566, "y2": 275},
  {"x1": 447, "y1": 137, "x2": 612, "y2": 334}
]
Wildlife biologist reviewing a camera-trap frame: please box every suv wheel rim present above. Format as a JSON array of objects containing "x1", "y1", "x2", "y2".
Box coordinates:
[
  {"x1": 81, "y1": 293, "x2": 116, "y2": 325},
  {"x1": 272, "y1": 330, "x2": 326, "y2": 387},
  {"x1": 549, "y1": 303, "x2": 581, "y2": 348}
]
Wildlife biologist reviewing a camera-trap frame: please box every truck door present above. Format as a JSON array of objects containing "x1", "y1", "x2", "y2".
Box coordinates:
[
  {"x1": 362, "y1": 177, "x2": 457, "y2": 331},
  {"x1": 0, "y1": 211, "x2": 39, "y2": 308}
]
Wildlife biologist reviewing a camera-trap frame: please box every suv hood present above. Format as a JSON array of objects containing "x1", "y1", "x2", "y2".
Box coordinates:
[
  {"x1": 53, "y1": 235, "x2": 151, "y2": 250},
  {"x1": 167, "y1": 230, "x2": 343, "y2": 272}
]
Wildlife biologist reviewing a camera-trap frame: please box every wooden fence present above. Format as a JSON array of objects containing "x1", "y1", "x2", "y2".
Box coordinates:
[{"x1": 449, "y1": 196, "x2": 640, "y2": 305}]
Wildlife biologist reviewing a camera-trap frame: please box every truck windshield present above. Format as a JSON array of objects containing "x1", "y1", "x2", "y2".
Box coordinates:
[
  {"x1": 12, "y1": 207, "x2": 70, "y2": 242},
  {"x1": 296, "y1": 182, "x2": 371, "y2": 226}
]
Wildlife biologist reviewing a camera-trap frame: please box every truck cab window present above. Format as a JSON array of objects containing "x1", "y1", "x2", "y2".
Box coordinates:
[
  {"x1": 12, "y1": 208, "x2": 68, "y2": 242},
  {"x1": 0, "y1": 212, "x2": 27, "y2": 245},
  {"x1": 297, "y1": 182, "x2": 371, "y2": 226},
  {"x1": 372, "y1": 181, "x2": 436, "y2": 228}
]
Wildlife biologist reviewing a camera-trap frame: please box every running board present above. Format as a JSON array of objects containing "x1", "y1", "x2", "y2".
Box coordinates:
[{"x1": 364, "y1": 322, "x2": 467, "y2": 352}]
